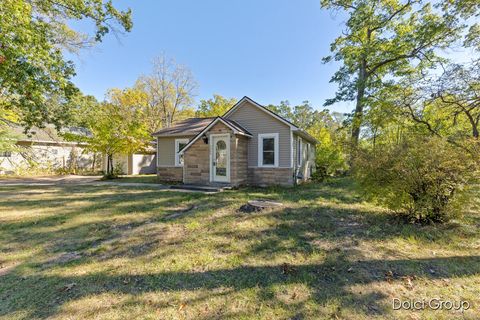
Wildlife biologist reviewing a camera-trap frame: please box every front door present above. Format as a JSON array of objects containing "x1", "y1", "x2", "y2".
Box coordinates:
[{"x1": 211, "y1": 135, "x2": 230, "y2": 183}]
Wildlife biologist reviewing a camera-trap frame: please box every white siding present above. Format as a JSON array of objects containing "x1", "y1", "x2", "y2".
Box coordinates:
[
  {"x1": 131, "y1": 154, "x2": 156, "y2": 175},
  {"x1": 0, "y1": 144, "x2": 97, "y2": 174}
]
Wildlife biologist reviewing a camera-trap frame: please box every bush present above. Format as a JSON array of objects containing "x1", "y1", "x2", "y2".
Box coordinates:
[
  {"x1": 354, "y1": 137, "x2": 477, "y2": 223},
  {"x1": 309, "y1": 126, "x2": 348, "y2": 179},
  {"x1": 103, "y1": 162, "x2": 124, "y2": 180}
]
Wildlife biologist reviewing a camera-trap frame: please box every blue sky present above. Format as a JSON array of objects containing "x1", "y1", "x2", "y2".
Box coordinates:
[{"x1": 70, "y1": 0, "x2": 353, "y2": 113}]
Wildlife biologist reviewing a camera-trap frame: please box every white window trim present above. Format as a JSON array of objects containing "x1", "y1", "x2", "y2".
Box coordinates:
[
  {"x1": 175, "y1": 138, "x2": 189, "y2": 167},
  {"x1": 258, "y1": 133, "x2": 279, "y2": 168},
  {"x1": 209, "y1": 133, "x2": 231, "y2": 183}
]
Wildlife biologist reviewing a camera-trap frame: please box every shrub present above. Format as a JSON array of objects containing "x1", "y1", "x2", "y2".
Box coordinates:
[
  {"x1": 354, "y1": 137, "x2": 477, "y2": 223},
  {"x1": 103, "y1": 163, "x2": 124, "y2": 180},
  {"x1": 309, "y1": 126, "x2": 348, "y2": 179}
]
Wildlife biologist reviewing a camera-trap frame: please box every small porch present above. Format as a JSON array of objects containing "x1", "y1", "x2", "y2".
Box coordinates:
[{"x1": 181, "y1": 118, "x2": 251, "y2": 187}]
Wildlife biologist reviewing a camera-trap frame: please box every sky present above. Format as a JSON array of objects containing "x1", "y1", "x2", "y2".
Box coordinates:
[{"x1": 69, "y1": 0, "x2": 354, "y2": 113}]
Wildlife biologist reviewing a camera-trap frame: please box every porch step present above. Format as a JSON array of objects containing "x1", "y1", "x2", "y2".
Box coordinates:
[{"x1": 169, "y1": 184, "x2": 232, "y2": 192}]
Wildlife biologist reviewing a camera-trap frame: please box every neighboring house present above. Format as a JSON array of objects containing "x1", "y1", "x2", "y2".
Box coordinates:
[
  {"x1": 0, "y1": 122, "x2": 157, "y2": 176},
  {"x1": 0, "y1": 123, "x2": 99, "y2": 174},
  {"x1": 153, "y1": 96, "x2": 317, "y2": 186}
]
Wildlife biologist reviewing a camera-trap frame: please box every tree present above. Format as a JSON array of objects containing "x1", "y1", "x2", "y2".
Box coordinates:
[
  {"x1": 321, "y1": 0, "x2": 462, "y2": 147},
  {"x1": 135, "y1": 55, "x2": 197, "y2": 129},
  {"x1": 432, "y1": 61, "x2": 480, "y2": 140},
  {"x1": 265, "y1": 101, "x2": 294, "y2": 122},
  {"x1": 196, "y1": 94, "x2": 237, "y2": 117},
  {"x1": 372, "y1": 58, "x2": 480, "y2": 151},
  {"x1": 266, "y1": 100, "x2": 349, "y2": 177},
  {"x1": 0, "y1": 0, "x2": 132, "y2": 130},
  {"x1": 67, "y1": 94, "x2": 150, "y2": 177},
  {"x1": 85, "y1": 102, "x2": 149, "y2": 177}
]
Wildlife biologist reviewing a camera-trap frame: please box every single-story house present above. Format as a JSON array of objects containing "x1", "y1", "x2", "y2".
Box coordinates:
[
  {"x1": 0, "y1": 122, "x2": 157, "y2": 176},
  {"x1": 153, "y1": 96, "x2": 317, "y2": 187},
  {"x1": 0, "y1": 123, "x2": 99, "y2": 174}
]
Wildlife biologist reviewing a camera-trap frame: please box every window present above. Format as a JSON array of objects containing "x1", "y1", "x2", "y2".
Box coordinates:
[
  {"x1": 258, "y1": 133, "x2": 279, "y2": 167},
  {"x1": 297, "y1": 138, "x2": 302, "y2": 166},
  {"x1": 175, "y1": 139, "x2": 189, "y2": 166},
  {"x1": 0, "y1": 151, "x2": 12, "y2": 158}
]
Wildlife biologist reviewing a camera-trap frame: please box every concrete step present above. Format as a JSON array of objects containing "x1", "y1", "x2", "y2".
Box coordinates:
[{"x1": 169, "y1": 184, "x2": 231, "y2": 192}]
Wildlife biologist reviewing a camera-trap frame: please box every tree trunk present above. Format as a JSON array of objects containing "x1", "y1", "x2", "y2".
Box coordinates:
[
  {"x1": 351, "y1": 58, "x2": 367, "y2": 147},
  {"x1": 107, "y1": 154, "x2": 113, "y2": 175}
]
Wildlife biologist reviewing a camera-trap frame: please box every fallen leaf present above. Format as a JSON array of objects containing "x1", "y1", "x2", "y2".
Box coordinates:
[{"x1": 179, "y1": 302, "x2": 186, "y2": 311}]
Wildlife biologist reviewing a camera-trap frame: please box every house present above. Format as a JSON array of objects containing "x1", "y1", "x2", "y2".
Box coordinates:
[
  {"x1": 152, "y1": 96, "x2": 317, "y2": 186},
  {"x1": 0, "y1": 123, "x2": 99, "y2": 174},
  {"x1": 0, "y1": 122, "x2": 157, "y2": 176}
]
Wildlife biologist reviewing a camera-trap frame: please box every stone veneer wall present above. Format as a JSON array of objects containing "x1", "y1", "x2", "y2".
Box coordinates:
[
  {"x1": 183, "y1": 138, "x2": 210, "y2": 185},
  {"x1": 183, "y1": 120, "x2": 293, "y2": 187},
  {"x1": 157, "y1": 167, "x2": 183, "y2": 182},
  {"x1": 248, "y1": 167, "x2": 294, "y2": 187},
  {"x1": 184, "y1": 122, "x2": 233, "y2": 185},
  {"x1": 230, "y1": 135, "x2": 248, "y2": 186}
]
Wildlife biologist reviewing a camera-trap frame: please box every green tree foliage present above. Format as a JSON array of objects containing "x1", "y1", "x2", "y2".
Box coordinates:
[
  {"x1": 321, "y1": 0, "x2": 463, "y2": 147},
  {"x1": 354, "y1": 136, "x2": 477, "y2": 223},
  {"x1": 196, "y1": 94, "x2": 237, "y2": 117},
  {"x1": 0, "y1": 0, "x2": 132, "y2": 130},
  {"x1": 266, "y1": 101, "x2": 349, "y2": 177},
  {"x1": 67, "y1": 94, "x2": 149, "y2": 177},
  {"x1": 265, "y1": 101, "x2": 294, "y2": 122},
  {"x1": 367, "y1": 58, "x2": 480, "y2": 151}
]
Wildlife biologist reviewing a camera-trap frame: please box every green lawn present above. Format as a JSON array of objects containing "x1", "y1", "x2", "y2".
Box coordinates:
[
  {"x1": 0, "y1": 178, "x2": 479, "y2": 319},
  {"x1": 113, "y1": 174, "x2": 160, "y2": 184}
]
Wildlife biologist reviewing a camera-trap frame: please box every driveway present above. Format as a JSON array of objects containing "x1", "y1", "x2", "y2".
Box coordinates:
[
  {"x1": 0, "y1": 175, "x2": 217, "y2": 193},
  {"x1": 0, "y1": 175, "x2": 103, "y2": 186}
]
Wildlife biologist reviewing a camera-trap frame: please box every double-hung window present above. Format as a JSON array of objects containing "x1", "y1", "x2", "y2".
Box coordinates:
[
  {"x1": 175, "y1": 139, "x2": 189, "y2": 166},
  {"x1": 258, "y1": 133, "x2": 279, "y2": 167}
]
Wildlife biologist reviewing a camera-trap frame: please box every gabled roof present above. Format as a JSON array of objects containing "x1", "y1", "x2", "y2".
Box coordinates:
[
  {"x1": 152, "y1": 118, "x2": 216, "y2": 137},
  {"x1": 152, "y1": 97, "x2": 317, "y2": 144},
  {"x1": 223, "y1": 96, "x2": 317, "y2": 144},
  {"x1": 223, "y1": 96, "x2": 299, "y2": 130},
  {"x1": 180, "y1": 117, "x2": 252, "y2": 153},
  {"x1": 4, "y1": 121, "x2": 90, "y2": 144}
]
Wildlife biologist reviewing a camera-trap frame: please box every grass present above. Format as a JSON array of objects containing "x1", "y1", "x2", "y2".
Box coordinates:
[
  {"x1": 111, "y1": 174, "x2": 160, "y2": 184},
  {"x1": 0, "y1": 178, "x2": 479, "y2": 320}
]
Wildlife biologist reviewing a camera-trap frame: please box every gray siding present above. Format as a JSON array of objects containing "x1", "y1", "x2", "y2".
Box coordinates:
[
  {"x1": 226, "y1": 101, "x2": 292, "y2": 168},
  {"x1": 156, "y1": 135, "x2": 193, "y2": 166}
]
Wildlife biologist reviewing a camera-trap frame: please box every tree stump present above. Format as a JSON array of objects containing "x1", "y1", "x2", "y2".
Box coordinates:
[{"x1": 239, "y1": 200, "x2": 283, "y2": 213}]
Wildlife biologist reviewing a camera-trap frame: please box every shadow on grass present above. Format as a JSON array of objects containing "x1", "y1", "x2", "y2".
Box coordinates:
[
  {"x1": 1, "y1": 255, "x2": 479, "y2": 319},
  {"x1": 0, "y1": 179, "x2": 478, "y2": 319}
]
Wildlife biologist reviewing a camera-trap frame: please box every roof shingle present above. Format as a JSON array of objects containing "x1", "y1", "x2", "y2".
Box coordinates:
[{"x1": 152, "y1": 118, "x2": 215, "y2": 137}]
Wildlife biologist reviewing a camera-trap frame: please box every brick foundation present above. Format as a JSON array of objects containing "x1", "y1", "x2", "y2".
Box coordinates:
[{"x1": 247, "y1": 167, "x2": 294, "y2": 187}]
